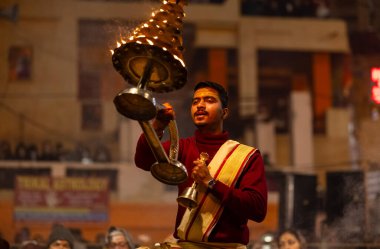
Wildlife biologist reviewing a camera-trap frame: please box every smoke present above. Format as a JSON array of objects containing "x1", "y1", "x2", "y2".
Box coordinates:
[{"x1": 323, "y1": 173, "x2": 365, "y2": 243}]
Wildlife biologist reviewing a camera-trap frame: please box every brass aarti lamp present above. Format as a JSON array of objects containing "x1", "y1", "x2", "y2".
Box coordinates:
[{"x1": 111, "y1": 0, "x2": 189, "y2": 185}]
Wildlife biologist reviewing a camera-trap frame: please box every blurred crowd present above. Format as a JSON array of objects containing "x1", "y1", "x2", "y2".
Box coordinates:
[
  {"x1": 0, "y1": 224, "x2": 309, "y2": 249},
  {"x1": 0, "y1": 224, "x2": 137, "y2": 249},
  {"x1": 0, "y1": 140, "x2": 111, "y2": 163}
]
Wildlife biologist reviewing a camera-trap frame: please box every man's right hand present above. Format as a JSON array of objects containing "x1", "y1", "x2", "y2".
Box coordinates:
[{"x1": 152, "y1": 102, "x2": 175, "y2": 134}]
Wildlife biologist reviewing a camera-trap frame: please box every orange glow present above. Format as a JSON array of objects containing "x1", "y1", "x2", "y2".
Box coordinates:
[
  {"x1": 371, "y1": 67, "x2": 380, "y2": 86},
  {"x1": 371, "y1": 85, "x2": 380, "y2": 104},
  {"x1": 146, "y1": 39, "x2": 154, "y2": 45}
]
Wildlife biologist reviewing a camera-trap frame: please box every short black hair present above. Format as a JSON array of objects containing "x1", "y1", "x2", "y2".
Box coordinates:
[{"x1": 194, "y1": 81, "x2": 229, "y2": 108}]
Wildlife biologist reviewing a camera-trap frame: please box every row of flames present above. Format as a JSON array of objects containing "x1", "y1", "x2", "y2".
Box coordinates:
[{"x1": 110, "y1": 1, "x2": 185, "y2": 67}]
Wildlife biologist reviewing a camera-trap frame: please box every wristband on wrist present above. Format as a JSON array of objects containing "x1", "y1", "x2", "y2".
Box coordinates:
[{"x1": 207, "y1": 178, "x2": 216, "y2": 189}]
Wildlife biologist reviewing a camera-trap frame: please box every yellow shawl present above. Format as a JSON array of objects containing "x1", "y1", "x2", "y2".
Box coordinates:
[{"x1": 177, "y1": 140, "x2": 256, "y2": 242}]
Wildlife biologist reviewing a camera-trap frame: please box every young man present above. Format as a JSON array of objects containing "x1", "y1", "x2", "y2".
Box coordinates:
[{"x1": 134, "y1": 81, "x2": 268, "y2": 249}]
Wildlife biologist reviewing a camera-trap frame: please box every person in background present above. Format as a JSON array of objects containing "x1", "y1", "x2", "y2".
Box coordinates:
[
  {"x1": 0, "y1": 238, "x2": 10, "y2": 249},
  {"x1": 105, "y1": 227, "x2": 136, "y2": 249},
  {"x1": 277, "y1": 229, "x2": 306, "y2": 249},
  {"x1": 134, "y1": 81, "x2": 268, "y2": 248},
  {"x1": 20, "y1": 240, "x2": 43, "y2": 249},
  {"x1": 46, "y1": 224, "x2": 75, "y2": 249}
]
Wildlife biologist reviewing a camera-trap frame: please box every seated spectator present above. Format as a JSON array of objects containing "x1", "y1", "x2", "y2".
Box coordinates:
[
  {"x1": 46, "y1": 224, "x2": 75, "y2": 249},
  {"x1": 0, "y1": 140, "x2": 13, "y2": 160},
  {"x1": 26, "y1": 143, "x2": 39, "y2": 161},
  {"x1": 14, "y1": 142, "x2": 28, "y2": 160},
  {"x1": 72, "y1": 142, "x2": 92, "y2": 163},
  {"x1": 277, "y1": 228, "x2": 306, "y2": 249},
  {"x1": 39, "y1": 140, "x2": 58, "y2": 161},
  {"x1": 105, "y1": 226, "x2": 136, "y2": 249},
  {"x1": 94, "y1": 144, "x2": 111, "y2": 162}
]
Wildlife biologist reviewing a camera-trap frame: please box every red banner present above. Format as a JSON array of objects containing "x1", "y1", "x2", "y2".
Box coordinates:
[{"x1": 14, "y1": 176, "x2": 109, "y2": 222}]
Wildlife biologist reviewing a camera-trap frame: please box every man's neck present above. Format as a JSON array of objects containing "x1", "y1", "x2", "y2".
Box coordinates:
[{"x1": 197, "y1": 126, "x2": 223, "y2": 135}]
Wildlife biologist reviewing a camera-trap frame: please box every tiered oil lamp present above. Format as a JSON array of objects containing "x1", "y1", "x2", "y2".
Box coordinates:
[{"x1": 111, "y1": 0, "x2": 189, "y2": 185}]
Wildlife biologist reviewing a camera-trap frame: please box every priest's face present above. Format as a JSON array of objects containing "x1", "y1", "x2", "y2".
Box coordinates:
[{"x1": 191, "y1": 87, "x2": 228, "y2": 133}]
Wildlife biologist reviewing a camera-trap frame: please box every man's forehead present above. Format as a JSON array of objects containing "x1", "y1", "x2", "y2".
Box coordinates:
[{"x1": 193, "y1": 87, "x2": 220, "y2": 99}]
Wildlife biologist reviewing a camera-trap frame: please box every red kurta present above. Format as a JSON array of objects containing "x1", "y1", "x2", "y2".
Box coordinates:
[{"x1": 134, "y1": 130, "x2": 268, "y2": 245}]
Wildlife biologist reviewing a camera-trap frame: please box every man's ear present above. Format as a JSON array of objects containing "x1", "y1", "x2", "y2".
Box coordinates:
[{"x1": 222, "y1": 108, "x2": 229, "y2": 119}]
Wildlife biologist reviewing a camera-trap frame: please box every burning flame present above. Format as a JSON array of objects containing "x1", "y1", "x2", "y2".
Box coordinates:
[
  {"x1": 146, "y1": 39, "x2": 154, "y2": 45},
  {"x1": 173, "y1": 54, "x2": 185, "y2": 67},
  {"x1": 111, "y1": 0, "x2": 187, "y2": 67}
]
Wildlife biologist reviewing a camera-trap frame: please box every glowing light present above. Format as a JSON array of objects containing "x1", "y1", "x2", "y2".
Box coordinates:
[
  {"x1": 263, "y1": 235, "x2": 274, "y2": 243},
  {"x1": 149, "y1": 19, "x2": 154, "y2": 22},
  {"x1": 110, "y1": 50, "x2": 114, "y2": 55},
  {"x1": 144, "y1": 23, "x2": 149, "y2": 27},
  {"x1": 156, "y1": 25, "x2": 160, "y2": 28},
  {"x1": 116, "y1": 42, "x2": 121, "y2": 48},
  {"x1": 163, "y1": 20, "x2": 168, "y2": 23},
  {"x1": 146, "y1": 39, "x2": 154, "y2": 45},
  {"x1": 163, "y1": 47, "x2": 167, "y2": 51},
  {"x1": 371, "y1": 85, "x2": 380, "y2": 104},
  {"x1": 160, "y1": 8, "x2": 164, "y2": 12},
  {"x1": 121, "y1": 39, "x2": 126, "y2": 44},
  {"x1": 151, "y1": 12, "x2": 156, "y2": 17},
  {"x1": 136, "y1": 41, "x2": 142, "y2": 44},
  {"x1": 371, "y1": 67, "x2": 380, "y2": 86},
  {"x1": 129, "y1": 36, "x2": 134, "y2": 41},
  {"x1": 137, "y1": 35, "x2": 146, "y2": 38},
  {"x1": 173, "y1": 54, "x2": 185, "y2": 67},
  {"x1": 153, "y1": 36, "x2": 158, "y2": 39},
  {"x1": 163, "y1": 0, "x2": 168, "y2": 4}
]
